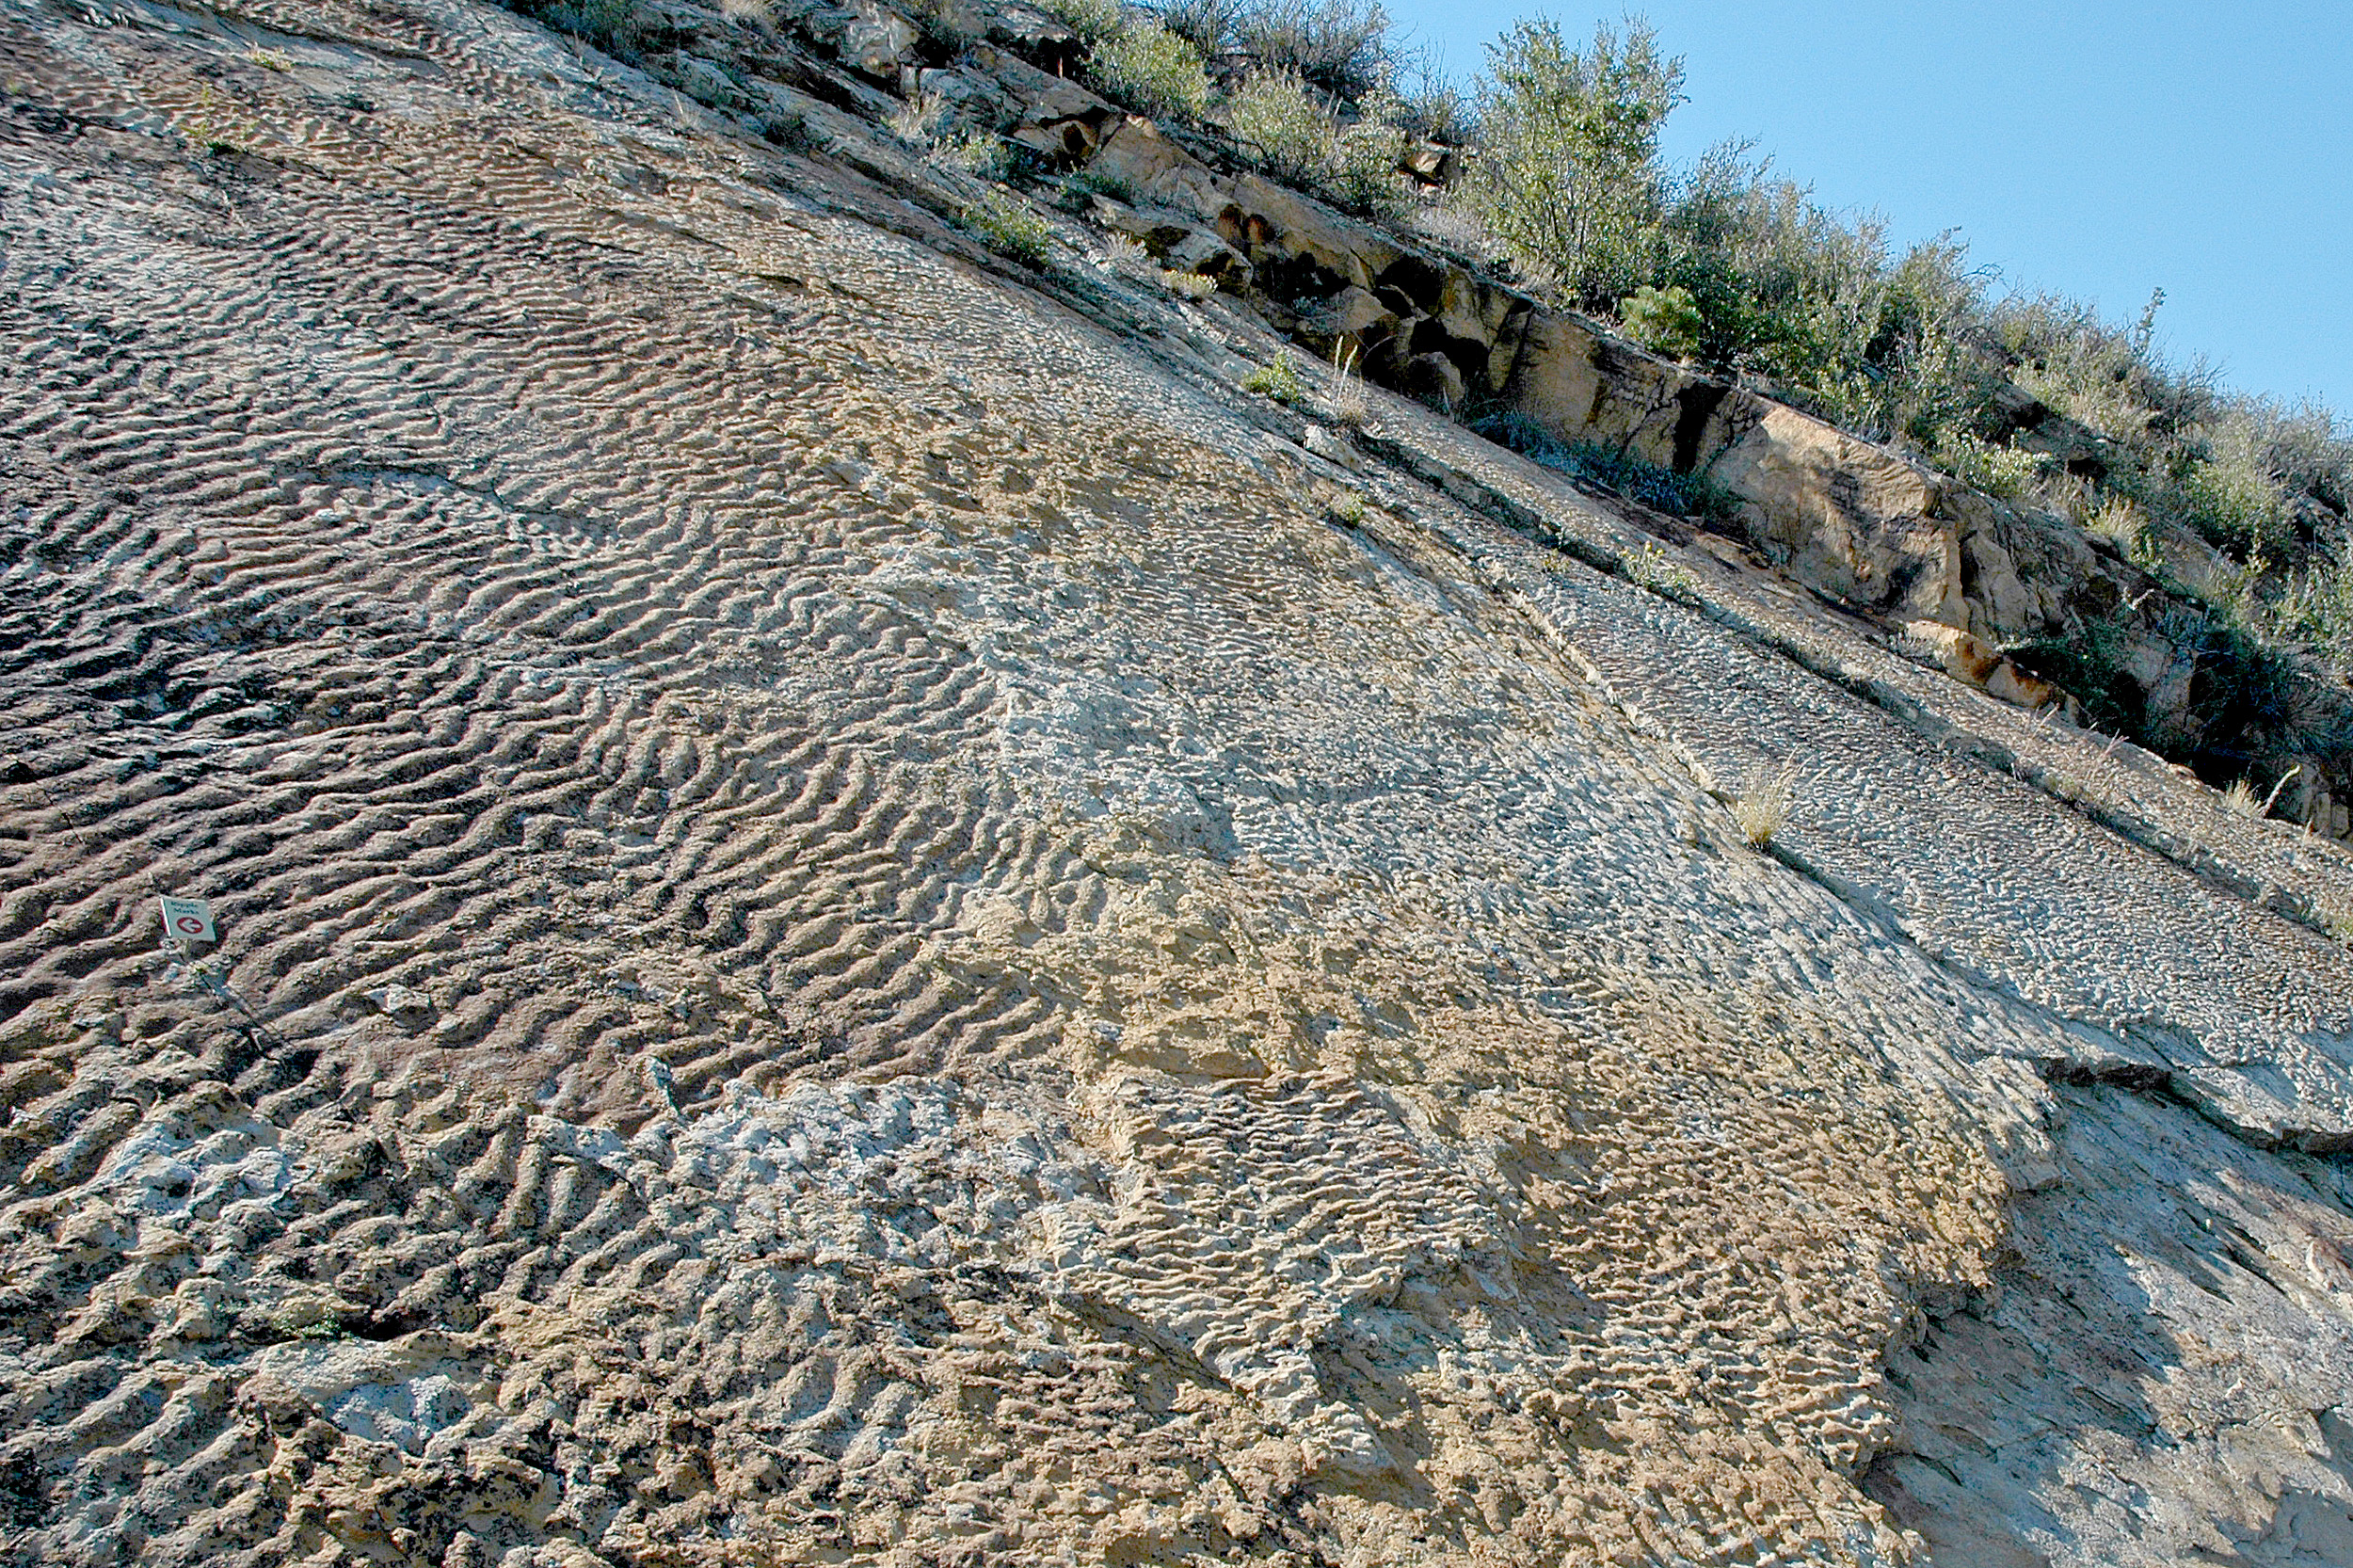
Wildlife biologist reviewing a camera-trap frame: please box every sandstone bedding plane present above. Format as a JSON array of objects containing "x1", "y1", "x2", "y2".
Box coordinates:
[{"x1": 5, "y1": 3, "x2": 2353, "y2": 1566}]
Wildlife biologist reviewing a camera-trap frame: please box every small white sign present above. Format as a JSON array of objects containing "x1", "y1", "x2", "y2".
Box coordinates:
[{"x1": 158, "y1": 896, "x2": 216, "y2": 943}]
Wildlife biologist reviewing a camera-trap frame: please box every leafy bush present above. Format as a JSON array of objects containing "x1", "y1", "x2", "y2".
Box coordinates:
[
  {"x1": 2178, "y1": 409, "x2": 2292, "y2": 553},
  {"x1": 1934, "y1": 431, "x2": 2049, "y2": 502},
  {"x1": 1038, "y1": 0, "x2": 1128, "y2": 42},
  {"x1": 2264, "y1": 540, "x2": 2353, "y2": 668},
  {"x1": 1619, "y1": 282, "x2": 1704, "y2": 359},
  {"x1": 960, "y1": 192, "x2": 1052, "y2": 266},
  {"x1": 1095, "y1": 21, "x2": 1212, "y2": 118},
  {"x1": 1323, "y1": 108, "x2": 1407, "y2": 216},
  {"x1": 1227, "y1": 67, "x2": 1333, "y2": 182},
  {"x1": 1225, "y1": 69, "x2": 1405, "y2": 216},
  {"x1": 1458, "y1": 18, "x2": 1681, "y2": 308}
]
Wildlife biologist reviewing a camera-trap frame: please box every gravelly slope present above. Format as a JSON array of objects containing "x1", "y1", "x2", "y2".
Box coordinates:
[{"x1": 3, "y1": 4, "x2": 2353, "y2": 1565}]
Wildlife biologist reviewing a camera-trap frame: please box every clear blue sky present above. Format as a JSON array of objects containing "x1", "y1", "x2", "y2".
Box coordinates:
[{"x1": 1384, "y1": 1, "x2": 2353, "y2": 414}]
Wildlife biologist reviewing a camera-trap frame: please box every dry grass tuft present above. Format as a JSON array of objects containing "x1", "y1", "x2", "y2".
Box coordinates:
[
  {"x1": 887, "y1": 91, "x2": 947, "y2": 146},
  {"x1": 2220, "y1": 766, "x2": 2298, "y2": 819},
  {"x1": 1728, "y1": 761, "x2": 1799, "y2": 848},
  {"x1": 2317, "y1": 890, "x2": 2353, "y2": 943},
  {"x1": 1325, "y1": 340, "x2": 1369, "y2": 425}
]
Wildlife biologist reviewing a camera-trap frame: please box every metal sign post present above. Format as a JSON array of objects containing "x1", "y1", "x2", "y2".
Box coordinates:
[{"x1": 157, "y1": 895, "x2": 217, "y2": 944}]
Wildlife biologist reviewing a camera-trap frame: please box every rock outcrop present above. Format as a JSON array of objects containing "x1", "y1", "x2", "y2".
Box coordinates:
[{"x1": 2, "y1": 3, "x2": 2353, "y2": 1567}]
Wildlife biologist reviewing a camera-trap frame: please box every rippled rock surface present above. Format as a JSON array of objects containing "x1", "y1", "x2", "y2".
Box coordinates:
[{"x1": 4, "y1": 4, "x2": 2353, "y2": 1564}]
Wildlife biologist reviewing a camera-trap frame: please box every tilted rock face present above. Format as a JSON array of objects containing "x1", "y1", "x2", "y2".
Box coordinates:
[{"x1": 2, "y1": 4, "x2": 2353, "y2": 1566}]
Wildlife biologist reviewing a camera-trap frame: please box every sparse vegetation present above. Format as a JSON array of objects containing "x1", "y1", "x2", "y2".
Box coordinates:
[
  {"x1": 2220, "y1": 766, "x2": 2297, "y2": 819},
  {"x1": 2083, "y1": 495, "x2": 2152, "y2": 556},
  {"x1": 518, "y1": 0, "x2": 648, "y2": 57},
  {"x1": 486, "y1": 0, "x2": 2353, "y2": 797},
  {"x1": 887, "y1": 91, "x2": 948, "y2": 146},
  {"x1": 1475, "y1": 412, "x2": 1739, "y2": 525},
  {"x1": 1242, "y1": 351, "x2": 1307, "y2": 405},
  {"x1": 960, "y1": 191, "x2": 1053, "y2": 266},
  {"x1": 762, "y1": 110, "x2": 824, "y2": 153},
  {"x1": 1622, "y1": 541, "x2": 1698, "y2": 600},
  {"x1": 1230, "y1": 0, "x2": 1392, "y2": 99},
  {"x1": 1160, "y1": 267, "x2": 1218, "y2": 299},
  {"x1": 1324, "y1": 340, "x2": 1369, "y2": 424},
  {"x1": 1728, "y1": 760, "x2": 1798, "y2": 848},
  {"x1": 937, "y1": 132, "x2": 1014, "y2": 182},
  {"x1": 185, "y1": 87, "x2": 255, "y2": 156}
]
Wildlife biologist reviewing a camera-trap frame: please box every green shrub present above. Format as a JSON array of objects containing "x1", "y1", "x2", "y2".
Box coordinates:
[
  {"x1": 960, "y1": 192, "x2": 1052, "y2": 266},
  {"x1": 1619, "y1": 282, "x2": 1704, "y2": 359},
  {"x1": 1225, "y1": 69, "x2": 1405, "y2": 216},
  {"x1": 1623, "y1": 541, "x2": 1699, "y2": 600},
  {"x1": 2178, "y1": 413, "x2": 2291, "y2": 553},
  {"x1": 1458, "y1": 18, "x2": 1680, "y2": 309},
  {"x1": 2265, "y1": 540, "x2": 2353, "y2": 668},
  {"x1": 1038, "y1": 0, "x2": 1128, "y2": 42},
  {"x1": 1228, "y1": 68, "x2": 1334, "y2": 183},
  {"x1": 1094, "y1": 22, "x2": 1212, "y2": 119},
  {"x1": 1242, "y1": 351, "x2": 1306, "y2": 405},
  {"x1": 2012, "y1": 612, "x2": 2145, "y2": 736},
  {"x1": 938, "y1": 132, "x2": 1014, "y2": 182},
  {"x1": 1935, "y1": 431, "x2": 2048, "y2": 502},
  {"x1": 1324, "y1": 112, "x2": 1407, "y2": 217}
]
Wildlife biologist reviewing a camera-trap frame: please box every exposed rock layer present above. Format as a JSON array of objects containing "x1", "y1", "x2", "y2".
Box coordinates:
[{"x1": 1, "y1": 4, "x2": 2352, "y2": 1566}]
